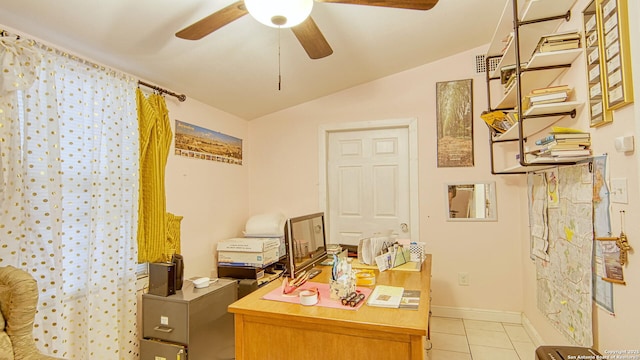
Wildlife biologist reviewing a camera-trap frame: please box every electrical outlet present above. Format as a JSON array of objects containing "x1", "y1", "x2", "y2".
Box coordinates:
[{"x1": 458, "y1": 272, "x2": 470, "y2": 286}]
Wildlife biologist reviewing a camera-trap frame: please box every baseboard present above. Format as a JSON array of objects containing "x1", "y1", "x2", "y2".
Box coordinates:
[
  {"x1": 431, "y1": 305, "x2": 522, "y2": 324},
  {"x1": 520, "y1": 313, "x2": 544, "y2": 347}
]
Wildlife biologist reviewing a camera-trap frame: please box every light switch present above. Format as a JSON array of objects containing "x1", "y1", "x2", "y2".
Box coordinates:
[{"x1": 611, "y1": 178, "x2": 628, "y2": 204}]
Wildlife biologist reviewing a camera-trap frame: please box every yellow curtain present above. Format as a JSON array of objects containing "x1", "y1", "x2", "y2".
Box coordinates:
[
  {"x1": 166, "y1": 212, "x2": 183, "y2": 257},
  {"x1": 137, "y1": 88, "x2": 173, "y2": 263}
]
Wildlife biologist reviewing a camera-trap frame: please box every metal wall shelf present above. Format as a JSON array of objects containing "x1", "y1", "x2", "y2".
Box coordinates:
[{"x1": 485, "y1": 0, "x2": 585, "y2": 175}]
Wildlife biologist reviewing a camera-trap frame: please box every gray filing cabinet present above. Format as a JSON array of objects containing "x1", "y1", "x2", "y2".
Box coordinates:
[{"x1": 141, "y1": 278, "x2": 238, "y2": 360}]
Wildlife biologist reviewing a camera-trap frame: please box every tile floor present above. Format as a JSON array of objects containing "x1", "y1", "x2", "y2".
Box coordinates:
[{"x1": 425, "y1": 316, "x2": 537, "y2": 360}]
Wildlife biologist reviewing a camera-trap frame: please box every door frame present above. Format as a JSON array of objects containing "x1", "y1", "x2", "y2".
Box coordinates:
[{"x1": 318, "y1": 118, "x2": 420, "y2": 243}]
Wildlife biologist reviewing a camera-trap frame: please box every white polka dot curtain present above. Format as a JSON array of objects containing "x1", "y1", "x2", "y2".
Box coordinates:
[{"x1": 0, "y1": 35, "x2": 139, "y2": 359}]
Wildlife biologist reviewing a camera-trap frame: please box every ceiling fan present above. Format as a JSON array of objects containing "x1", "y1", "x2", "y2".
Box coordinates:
[{"x1": 176, "y1": 0, "x2": 439, "y2": 60}]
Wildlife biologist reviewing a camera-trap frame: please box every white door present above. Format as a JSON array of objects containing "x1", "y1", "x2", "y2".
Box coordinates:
[{"x1": 322, "y1": 120, "x2": 417, "y2": 245}]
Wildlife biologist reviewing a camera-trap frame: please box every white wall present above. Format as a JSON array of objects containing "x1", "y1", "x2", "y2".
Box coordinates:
[
  {"x1": 247, "y1": 45, "x2": 527, "y2": 313},
  {"x1": 164, "y1": 98, "x2": 250, "y2": 279}
]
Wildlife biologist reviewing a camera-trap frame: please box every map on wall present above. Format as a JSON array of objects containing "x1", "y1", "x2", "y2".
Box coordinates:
[
  {"x1": 528, "y1": 173, "x2": 549, "y2": 261},
  {"x1": 591, "y1": 155, "x2": 615, "y2": 314},
  {"x1": 535, "y1": 163, "x2": 594, "y2": 347}
]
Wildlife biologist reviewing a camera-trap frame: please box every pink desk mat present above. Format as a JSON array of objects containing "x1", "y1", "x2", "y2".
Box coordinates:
[{"x1": 262, "y1": 281, "x2": 372, "y2": 310}]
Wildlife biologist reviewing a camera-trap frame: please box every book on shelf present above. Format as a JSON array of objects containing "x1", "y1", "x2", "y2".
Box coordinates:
[
  {"x1": 538, "y1": 40, "x2": 580, "y2": 53},
  {"x1": 530, "y1": 92, "x2": 568, "y2": 103},
  {"x1": 524, "y1": 95, "x2": 567, "y2": 110},
  {"x1": 523, "y1": 87, "x2": 572, "y2": 110},
  {"x1": 528, "y1": 98, "x2": 569, "y2": 108},
  {"x1": 530, "y1": 84, "x2": 571, "y2": 95},
  {"x1": 534, "y1": 32, "x2": 581, "y2": 54},
  {"x1": 534, "y1": 142, "x2": 589, "y2": 152},
  {"x1": 504, "y1": 77, "x2": 517, "y2": 94},
  {"x1": 540, "y1": 32, "x2": 582, "y2": 43},
  {"x1": 480, "y1": 111, "x2": 513, "y2": 134},
  {"x1": 398, "y1": 289, "x2": 421, "y2": 310},
  {"x1": 366, "y1": 285, "x2": 404, "y2": 308},
  {"x1": 550, "y1": 126, "x2": 587, "y2": 134},
  {"x1": 535, "y1": 134, "x2": 591, "y2": 146},
  {"x1": 531, "y1": 143, "x2": 588, "y2": 155},
  {"x1": 536, "y1": 133, "x2": 591, "y2": 145},
  {"x1": 537, "y1": 148, "x2": 592, "y2": 157},
  {"x1": 500, "y1": 64, "x2": 516, "y2": 85},
  {"x1": 529, "y1": 89, "x2": 571, "y2": 101}
]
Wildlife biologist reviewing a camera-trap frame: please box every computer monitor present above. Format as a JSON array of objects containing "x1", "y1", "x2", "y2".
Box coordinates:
[{"x1": 284, "y1": 212, "x2": 328, "y2": 278}]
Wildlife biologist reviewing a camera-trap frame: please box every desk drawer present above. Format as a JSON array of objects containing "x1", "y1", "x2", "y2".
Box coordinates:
[
  {"x1": 142, "y1": 298, "x2": 188, "y2": 344},
  {"x1": 140, "y1": 338, "x2": 186, "y2": 360}
]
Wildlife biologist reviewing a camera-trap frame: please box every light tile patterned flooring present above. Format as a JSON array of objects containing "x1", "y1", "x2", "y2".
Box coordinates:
[{"x1": 425, "y1": 316, "x2": 537, "y2": 360}]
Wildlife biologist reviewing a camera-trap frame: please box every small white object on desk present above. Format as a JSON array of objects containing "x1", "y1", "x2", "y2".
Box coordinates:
[
  {"x1": 299, "y1": 289, "x2": 319, "y2": 306},
  {"x1": 193, "y1": 277, "x2": 215, "y2": 288}
]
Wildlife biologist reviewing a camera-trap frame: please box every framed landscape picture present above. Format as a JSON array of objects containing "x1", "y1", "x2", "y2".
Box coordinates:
[{"x1": 436, "y1": 79, "x2": 474, "y2": 167}]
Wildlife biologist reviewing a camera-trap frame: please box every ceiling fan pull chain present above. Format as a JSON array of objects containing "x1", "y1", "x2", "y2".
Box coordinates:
[{"x1": 278, "y1": 27, "x2": 282, "y2": 91}]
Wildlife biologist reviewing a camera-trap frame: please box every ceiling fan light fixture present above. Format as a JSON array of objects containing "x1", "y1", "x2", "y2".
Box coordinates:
[{"x1": 245, "y1": 0, "x2": 313, "y2": 28}]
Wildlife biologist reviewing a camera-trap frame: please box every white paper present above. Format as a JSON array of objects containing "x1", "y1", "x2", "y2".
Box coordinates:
[
  {"x1": 608, "y1": 69, "x2": 622, "y2": 87},
  {"x1": 590, "y1": 82, "x2": 602, "y2": 98},
  {"x1": 603, "y1": 0, "x2": 616, "y2": 17},
  {"x1": 604, "y1": 14, "x2": 618, "y2": 33},
  {"x1": 607, "y1": 55, "x2": 621, "y2": 73}
]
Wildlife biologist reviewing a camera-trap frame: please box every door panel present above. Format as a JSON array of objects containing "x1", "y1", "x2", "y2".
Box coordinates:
[
  {"x1": 373, "y1": 165, "x2": 398, "y2": 217},
  {"x1": 328, "y1": 127, "x2": 410, "y2": 245},
  {"x1": 338, "y1": 166, "x2": 363, "y2": 216}
]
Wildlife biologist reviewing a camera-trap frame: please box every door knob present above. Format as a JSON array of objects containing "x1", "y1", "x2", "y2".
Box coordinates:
[{"x1": 400, "y1": 223, "x2": 409, "y2": 233}]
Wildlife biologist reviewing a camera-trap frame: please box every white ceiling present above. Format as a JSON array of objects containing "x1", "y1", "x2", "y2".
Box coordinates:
[{"x1": 0, "y1": 0, "x2": 506, "y2": 120}]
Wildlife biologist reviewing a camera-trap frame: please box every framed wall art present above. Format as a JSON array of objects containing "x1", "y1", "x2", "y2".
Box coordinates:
[
  {"x1": 174, "y1": 120, "x2": 243, "y2": 165},
  {"x1": 583, "y1": 0, "x2": 612, "y2": 127},
  {"x1": 596, "y1": 0, "x2": 633, "y2": 111},
  {"x1": 436, "y1": 79, "x2": 474, "y2": 167}
]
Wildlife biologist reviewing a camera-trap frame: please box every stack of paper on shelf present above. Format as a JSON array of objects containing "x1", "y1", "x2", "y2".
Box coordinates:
[
  {"x1": 533, "y1": 32, "x2": 581, "y2": 55},
  {"x1": 523, "y1": 85, "x2": 572, "y2": 110}
]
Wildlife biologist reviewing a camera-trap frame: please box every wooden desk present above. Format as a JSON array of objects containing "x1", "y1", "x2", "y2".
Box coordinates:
[{"x1": 228, "y1": 254, "x2": 432, "y2": 360}]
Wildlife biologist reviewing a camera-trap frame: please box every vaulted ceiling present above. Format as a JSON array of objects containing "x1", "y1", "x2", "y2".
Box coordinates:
[{"x1": 0, "y1": 0, "x2": 506, "y2": 119}]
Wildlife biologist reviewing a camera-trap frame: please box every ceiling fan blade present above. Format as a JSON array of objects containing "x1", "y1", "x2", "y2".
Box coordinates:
[
  {"x1": 315, "y1": 0, "x2": 438, "y2": 11},
  {"x1": 176, "y1": 1, "x2": 248, "y2": 40},
  {"x1": 291, "y1": 17, "x2": 333, "y2": 60}
]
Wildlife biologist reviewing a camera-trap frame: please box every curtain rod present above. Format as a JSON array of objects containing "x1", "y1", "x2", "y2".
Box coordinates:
[
  {"x1": 138, "y1": 81, "x2": 187, "y2": 102},
  {"x1": 2, "y1": 29, "x2": 188, "y2": 103}
]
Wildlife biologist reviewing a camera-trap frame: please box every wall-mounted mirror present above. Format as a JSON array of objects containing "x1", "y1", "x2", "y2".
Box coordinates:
[{"x1": 446, "y1": 182, "x2": 497, "y2": 221}]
